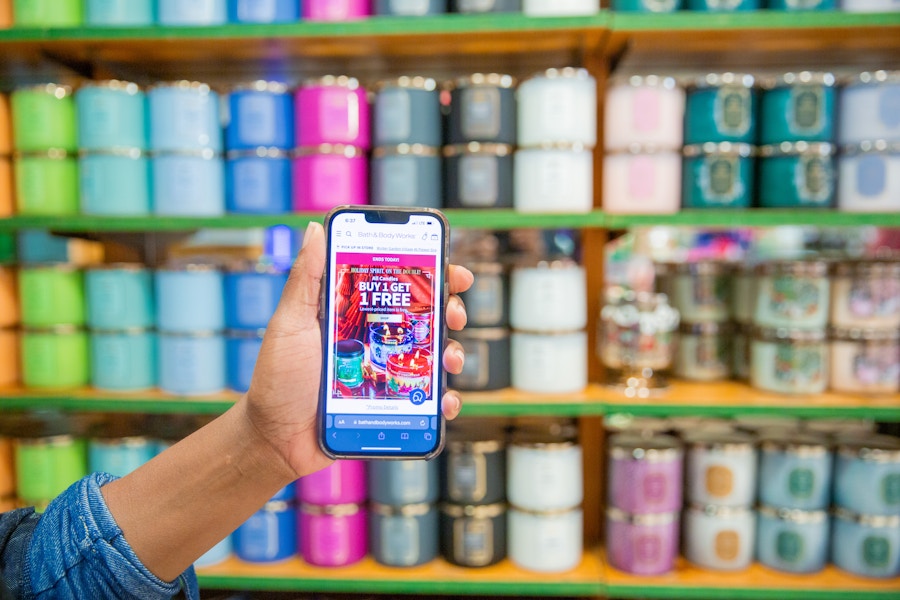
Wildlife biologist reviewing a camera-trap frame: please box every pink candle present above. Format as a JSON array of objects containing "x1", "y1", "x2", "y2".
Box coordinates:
[
  {"x1": 302, "y1": 0, "x2": 371, "y2": 21},
  {"x1": 607, "y1": 433, "x2": 683, "y2": 514},
  {"x1": 300, "y1": 502, "x2": 368, "y2": 567},
  {"x1": 606, "y1": 508, "x2": 679, "y2": 576},
  {"x1": 297, "y1": 459, "x2": 367, "y2": 505},
  {"x1": 291, "y1": 147, "x2": 367, "y2": 211},
  {"x1": 295, "y1": 77, "x2": 370, "y2": 148}
]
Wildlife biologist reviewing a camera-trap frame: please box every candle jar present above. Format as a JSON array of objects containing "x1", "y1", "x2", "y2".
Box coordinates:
[
  {"x1": 515, "y1": 145, "x2": 593, "y2": 213},
  {"x1": 157, "y1": 0, "x2": 227, "y2": 25},
  {"x1": 685, "y1": 73, "x2": 757, "y2": 144},
  {"x1": 756, "y1": 506, "x2": 829, "y2": 574},
  {"x1": 11, "y1": 84, "x2": 77, "y2": 152},
  {"x1": 517, "y1": 68, "x2": 597, "y2": 148},
  {"x1": 0, "y1": 328, "x2": 18, "y2": 387},
  {"x1": 838, "y1": 141, "x2": 900, "y2": 212},
  {"x1": 452, "y1": 0, "x2": 522, "y2": 10},
  {"x1": 684, "y1": 504, "x2": 756, "y2": 571},
  {"x1": 758, "y1": 433, "x2": 833, "y2": 511},
  {"x1": 19, "y1": 264, "x2": 84, "y2": 328},
  {"x1": 225, "y1": 328, "x2": 263, "y2": 393},
  {"x1": 14, "y1": 0, "x2": 84, "y2": 26},
  {"x1": 233, "y1": 500, "x2": 297, "y2": 563},
  {"x1": 832, "y1": 508, "x2": 900, "y2": 579},
  {"x1": 607, "y1": 433, "x2": 683, "y2": 514},
  {"x1": 225, "y1": 148, "x2": 292, "y2": 214},
  {"x1": 754, "y1": 260, "x2": 830, "y2": 329},
  {"x1": 90, "y1": 329, "x2": 157, "y2": 392},
  {"x1": 660, "y1": 261, "x2": 731, "y2": 323},
  {"x1": 225, "y1": 82, "x2": 293, "y2": 151},
  {"x1": 299, "y1": 503, "x2": 368, "y2": 567},
  {"x1": 334, "y1": 338, "x2": 365, "y2": 389},
  {"x1": 522, "y1": 0, "x2": 599, "y2": 15},
  {"x1": 458, "y1": 262, "x2": 507, "y2": 328},
  {"x1": 158, "y1": 332, "x2": 226, "y2": 396},
  {"x1": 686, "y1": 431, "x2": 757, "y2": 507},
  {"x1": 152, "y1": 151, "x2": 226, "y2": 216},
  {"x1": 750, "y1": 327, "x2": 828, "y2": 395},
  {"x1": 767, "y1": 0, "x2": 834, "y2": 7},
  {"x1": 148, "y1": 82, "x2": 222, "y2": 152},
  {"x1": 511, "y1": 331, "x2": 587, "y2": 394},
  {"x1": 507, "y1": 430, "x2": 582, "y2": 513},
  {"x1": 88, "y1": 437, "x2": 155, "y2": 477},
  {"x1": 605, "y1": 75, "x2": 684, "y2": 151},
  {"x1": 76, "y1": 80, "x2": 147, "y2": 151},
  {"x1": 806, "y1": 419, "x2": 877, "y2": 441},
  {"x1": 368, "y1": 458, "x2": 439, "y2": 506},
  {"x1": 224, "y1": 265, "x2": 288, "y2": 331},
  {"x1": 731, "y1": 264, "x2": 755, "y2": 326},
  {"x1": 298, "y1": 460, "x2": 367, "y2": 505},
  {"x1": 686, "y1": 0, "x2": 759, "y2": 8},
  {"x1": 442, "y1": 434, "x2": 505, "y2": 505},
  {"x1": 85, "y1": 0, "x2": 154, "y2": 25},
  {"x1": 830, "y1": 260, "x2": 900, "y2": 330},
  {"x1": 674, "y1": 322, "x2": 732, "y2": 382},
  {"x1": 80, "y1": 150, "x2": 152, "y2": 216},
  {"x1": 440, "y1": 502, "x2": 507, "y2": 567},
  {"x1": 386, "y1": 348, "x2": 432, "y2": 400},
  {"x1": 606, "y1": 508, "x2": 679, "y2": 575},
  {"x1": 830, "y1": 328, "x2": 899, "y2": 395},
  {"x1": 759, "y1": 72, "x2": 836, "y2": 144},
  {"x1": 448, "y1": 328, "x2": 510, "y2": 392},
  {"x1": 291, "y1": 145, "x2": 368, "y2": 210},
  {"x1": 295, "y1": 77, "x2": 369, "y2": 148},
  {"x1": 85, "y1": 264, "x2": 153, "y2": 330},
  {"x1": 370, "y1": 145, "x2": 442, "y2": 208},
  {"x1": 229, "y1": 0, "x2": 301, "y2": 22},
  {"x1": 835, "y1": 436, "x2": 900, "y2": 516},
  {"x1": 368, "y1": 322, "x2": 414, "y2": 372},
  {"x1": 599, "y1": 290, "x2": 680, "y2": 390},
  {"x1": 758, "y1": 142, "x2": 836, "y2": 209},
  {"x1": 839, "y1": 71, "x2": 900, "y2": 145},
  {"x1": 15, "y1": 151, "x2": 79, "y2": 216},
  {"x1": 510, "y1": 260, "x2": 586, "y2": 333},
  {"x1": 447, "y1": 74, "x2": 516, "y2": 145},
  {"x1": 302, "y1": 0, "x2": 372, "y2": 20},
  {"x1": 155, "y1": 266, "x2": 224, "y2": 333},
  {"x1": 373, "y1": 77, "x2": 441, "y2": 147},
  {"x1": 682, "y1": 143, "x2": 755, "y2": 209},
  {"x1": 14, "y1": 435, "x2": 87, "y2": 506},
  {"x1": 369, "y1": 502, "x2": 439, "y2": 567},
  {"x1": 444, "y1": 143, "x2": 514, "y2": 209},
  {"x1": 509, "y1": 506, "x2": 583, "y2": 573},
  {"x1": 21, "y1": 327, "x2": 89, "y2": 389},
  {"x1": 602, "y1": 149, "x2": 681, "y2": 214},
  {"x1": 377, "y1": 0, "x2": 448, "y2": 10}
]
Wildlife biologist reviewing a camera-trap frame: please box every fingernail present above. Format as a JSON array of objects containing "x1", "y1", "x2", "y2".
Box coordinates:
[
  {"x1": 454, "y1": 347, "x2": 465, "y2": 370},
  {"x1": 301, "y1": 222, "x2": 316, "y2": 249}
]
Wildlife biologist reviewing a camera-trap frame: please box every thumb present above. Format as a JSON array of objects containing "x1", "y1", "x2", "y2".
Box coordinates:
[{"x1": 271, "y1": 222, "x2": 326, "y2": 329}]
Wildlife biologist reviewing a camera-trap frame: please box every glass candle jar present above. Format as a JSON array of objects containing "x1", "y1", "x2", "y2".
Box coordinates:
[
  {"x1": 369, "y1": 502, "x2": 438, "y2": 567},
  {"x1": 155, "y1": 265, "x2": 225, "y2": 333},
  {"x1": 368, "y1": 322, "x2": 414, "y2": 372},
  {"x1": 299, "y1": 502, "x2": 367, "y2": 567},
  {"x1": 684, "y1": 503, "x2": 756, "y2": 571},
  {"x1": 15, "y1": 435, "x2": 87, "y2": 505},
  {"x1": 373, "y1": 77, "x2": 441, "y2": 147},
  {"x1": 448, "y1": 327, "x2": 510, "y2": 392},
  {"x1": 756, "y1": 506, "x2": 829, "y2": 574},
  {"x1": 446, "y1": 74, "x2": 517, "y2": 145},
  {"x1": 157, "y1": 0, "x2": 227, "y2": 24},
  {"x1": 750, "y1": 327, "x2": 828, "y2": 395},
  {"x1": 509, "y1": 260, "x2": 586, "y2": 333},
  {"x1": 522, "y1": 0, "x2": 598, "y2": 13},
  {"x1": 148, "y1": 82, "x2": 222, "y2": 152},
  {"x1": 226, "y1": 81, "x2": 294, "y2": 151},
  {"x1": 611, "y1": 0, "x2": 682, "y2": 9},
  {"x1": 452, "y1": 0, "x2": 522, "y2": 10},
  {"x1": 386, "y1": 348, "x2": 433, "y2": 399},
  {"x1": 158, "y1": 331, "x2": 226, "y2": 396},
  {"x1": 302, "y1": 0, "x2": 372, "y2": 20},
  {"x1": 225, "y1": 148, "x2": 292, "y2": 214},
  {"x1": 370, "y1": 145, "x2": 442, "y2": 208},
  {"x1": 753, "y1": 260, "x2": 830, "y2": 329},
  {"x1": 90, "y1": 329, "x2": 157, "y2": 392},
  {"x1": 604, "y1": 75, "x2": 684, "y2": 152},
  {"x1": 75, "y1": 80, "x2": 147, "y2": 151},
  {"x1": 835, "y1": 436, "x2": 900, "y2": 516},
  {"x1": 607, "y1": 433, "x2": 683, "y2": 514},
  {"x1": 152, "y1": 150, "x2": 226, "y2": 216},
  {"x1": 85, "y1": 264, "x2": 154, "y2": 330},
  {"x1": 838, "y1": 71, "x2": 900, "y2": 145},
  {"x1": 295, "y1": 76, "x2": 369, "y2": 148},
  {"x1": 659, "y1": 260, "x2": 732, "y2": 323},
  {"x1": 758, "y1": 142, "x2": 836, "y2": 209},
  {"x1": 684, "y1": 73, "x2": 757, "y2": 144},
  {"x1": 605, "y1": 508, "x2": 679, "y2": 576},
  {"x1": 457, "y1": 261, "x2": 508, "y2": 328},
  {"x1": 80, "y1": 149, "x2": 152, "y2": 216},
  {"x1": 602, "y1": 149, "x2": 681, "y2": 214},
  {"x1": 444, "y1": 142, "x2": 514, "y2": 209},
  {"x1": 838, "y1": 141, "x2": 900, "y2": 213},
  {"x1": 11, "y1": 84, "x2": 77, "y2": 152},
  {"x1": 442, "y1": 435, "x2": 505, "y2": 505},
  {"x1": 223, "y1": 265, "x2": 288, "y2": 331},
  {"x1": 508, "y1": 506, "x2": 583, "y2": 573},
  {"x1": 759, "y1": 72, "x2": 836, "y2": 144},
  {"x1": 758, "y1": 433, "x2": 833, "y2": 511},
  {"x1": 514, "y1": 145, "x2": 593, "y2": 213},
  {"x1": 21, "y1": 327, "x2": 89, "y2": 389},
  {"x1": 517, "y1": 67, "x2": 597, "y2": 148},
  {"x1": 88, "y1": 436, "x2": 155, "y2": 477},
  {"x1": 291, "y1": 145, "x2": 368, "y2": 210},
  {"x1": 832, "y1": 508, "x2": 900, "y2": 579},
  {"x1": 85, "y1": 0, "x2": 154, "y2": 25},
  {"x1": 674, "y1": 322, "x2": 732, "y2": 382},
  {"x1": 685, "y1": 431, "x2": 757, "y2": 507},
  {"x1": 507, "y1": 430, "x2": 582, "y2": 512},
  {"x1": 15, "y1": 151, "x2": 79, "y2": 216},
  {"x1": 19, "y1": 264, "x2": 84, "y2": 328},
  {"x1": 830, "y1": 328, "x2": 899, "y2": 395},
  {"x1": 440, "y1": 502, "x2": 507, "y2": 567},
  {"x1": 682, "y1": 142, "x2": 755, "y2": 209},
  {"x1": 298, "y1": 459, "x2": 367, "y2": 506},
  {"x1": 368, "y1": 459, "x2": 439, "y2": 506},
  {"x1": 510, "y1": 331, "x2": 587, "y2": 394},
  {"x1": 830, "y1": 260, "x2": 900, "y2": 330},
  {"x1": 232, "y1": 500, "x2": 297, "y2": 563}
]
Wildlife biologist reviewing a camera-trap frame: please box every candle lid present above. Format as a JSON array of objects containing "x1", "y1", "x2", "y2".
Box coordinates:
[
  {"x1": 759, "y1": 432, "x2": 830, "y2": 456},
  {"x1": 848, "y1": 70, "x2": 900, "y2": 85},
  {"x1": 758, "y1": 71, "x2": 836, "y2": 89},
  {"x1": 14, "y1": 149, "x2": 72, "y2": 160},
  {"x1": 228, "y1": 80, "x2": 291, "y2": 94},
  {"x1": 689, "y1": 72, "x2": 755, "y2": 89},
  {"x1": 604, "y1": 143, "x2": 680, "y2": 156},
  {"x1": 440, "y1": 502, "x2": 506, "y2": 519},
  {"x1": 80, "y1": 79, "x2": 142, "y2": 94},
  {"x1": 684, "y1": 431, "x2": 755, "y2": 452},
  {"x1": 15, "y1": 83, "x2": 73, "y2": 97},
  {"x1": 15, "y1": 433, "x2": 79, "y2": 447},
  {"x1": 372, "y1": 144, "x2": 440, "y2": 158},
  {"x1": 804, "y1": 419, "x2": 875, "y2": 437},
  {"x1": 838, "y1": 435, "x2": 900, "y2": 463},
  {"x1": 605, "y1": 415, "x2": 671, "y2": 435},
  {"x1": 834, "y1": 507, "x2": 900, "y2": 528},
  {"x1": 149, "y1": 80, "x2": 214, "y2": 94},
  {"x1": 89, "y1": 435, "x2": 152, "y2": 448},
  {"x1": 226, "y1": 328, "x2": 266, "y2": 340},
  {"x1": 840, "y1": 140, "x2": 900, "y2": 156},
  {"x1": 833, "y1": 258, "x2": 900, "y2": 278},
  {"x1": 91, "y1": 327, "x2": 153, "y2": 336},
  {"x1": 758, "y1": 141, "x2": 835, "y2": 158},
  {"x1": 510, "y1": 429, "x2": 578, "y2": 450},
  {"x1": 688, "y1": 503, "x2": 755, "y2": 518},
  {"x1": 293, "y1": 144, "x2": 365, "y2": 158},
  {"x1": 733, "y1": 415, "x2": 801, "y2": 432},
  {"x1": 752, "y1": 327, "x2": 827, "y2": 343},
  {"x1": 370, "y1": 501, "x2": 432, "y2": 517},
  {"x1": 443, "y1": 142, "x2": 513, "y2": 157},
  {"x1": 608, "y1": 433, "x2": 683, "y2": 461},
  {"x1": 301, "y1": 75, "x2": 361, "y2": 90},
  {"x1": 21, "y1": 262, "x2": 79, "y2": 273},
  {"x1": 829, "y1": 327, "x2": 900, "y2": 342},
  {"x1": 755, "y1": 259, "x2": 829, "y2": 277},
  {"x1": 527, "y1": 67, "x2": 591, "y2": 81},
  {"x1": 606, "y1": 507, "x2": 677, "y2": 526},
  {"x1": 447, "y1": 73, "x2": 516, "y2": 90},
  {"x1": 79, "y1": 148, "x2": 145, "y2": 159},
  {"x1": 462, "y1": 260, "x2": 506, "y2": 275},
  {"x1": 758, "y1": 505, "x2": 828, "y2": 524},
  {"x1": 300, "y1": 502, "x2": 363, "y2": 517},
  {"x1": 260, "y1": 500, "x2": 292, "y2": 513},
  {"x1": 683, "y1": 142, "x2": 755, "y2": 158},
  {"x1": 153, "y1": 148, "x2": 220, "y2": 159},
  {"x1": 22, "y1": 325, "x2": 84, "y2": 335},
  {"x1": 159, "y1": 330, "x2": 221, "y2": 339},
  {"x1": 374, "y1": 76, "x2": 437, "y2": 92},
  {"x1": 157, "y1": 262, "x2": 220, "y2": 273},
  {"x1": 225, "y1": 147, "x2": 291, "y2": 160},
  {"x1": 679, "y1": 321, "x2": 733, "y2": 336},
  {"x1": 610, "y1": 74, "x2": 679, "y2": 89}
]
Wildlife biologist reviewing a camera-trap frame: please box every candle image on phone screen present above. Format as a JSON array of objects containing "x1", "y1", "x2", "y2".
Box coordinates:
[{"x1": 322, "y1": 209, "x2": 446, "y2": 458}]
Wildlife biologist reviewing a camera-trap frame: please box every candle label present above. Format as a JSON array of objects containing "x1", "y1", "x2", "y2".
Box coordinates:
[
  {"x1": 706, "y1": 465, "x2": 734, "y2": 498},
  {"x1": 382, "y1": 516, "x2": 418, "y2": 565},
  {"x1": 768, "y1": 277, "x2": 822, "y2": 320},
  {"x1": 788, "y1": 468, "x2": 815, "y2": 499},
  {"x1": 319, "y1": 88, "x2": 359, "y2": 142},
  {"x1": 776, "y1": 531, "x2": 804, "y2": 564},
  {"x1": 700, "y1": 155, "x2": 742, "y2": 204},
  {"x1": 856, "y1": 155, "x2": 886, "y2": 198},
  {"x1": 632, "y1": 88, "x2": 660, "y2": 134},
  {"x1": 880, "y1": 86, "x2": 900, "y2": 128},
  {"x1": 775, "y1": 344, "x2": 824, "y2": 386},
  {"x1": 311, "y1": 516, "x2": 349, "y2": 564},
  {"x1": 863, "y1": 535, "x2": 890, "y2": 568},
  {"x1": 853, "y1": 344, "x2": 899, "y2": 386},
  {"x1": 643, "y1": 472, "x2": 668, "y2": 505},
  {"x1": 238, "y1": 0, "x2": 277, "y2": 21},
  {"x1": 449, "y1": 452, "x2": 487, "y2": 502},
  {"x1": 694, "y1": 335, "x2": 729, "y2": 372},
  {"x1": 455, "y1": 518, "x2": 492, "y2": 566},
  {"x1": 635, "y1": 533, "x2": 661, "y2": 565},
  {"x1": 882, "y1": 474, "x2": 900, "y2": 506},
  {"x1": 541, "y1": 86, "x2": 576, "y2": 140},
  {"x1": 796, "y1": 154, "x2": 833, "y2": 204},
  {"x1": 467, "y1": 273, "x2": 503, "y2": 325},
  {"x1": 377, "y1": 88, "x2": 412, "y2": 142},
  {"x1": 459, "y1": 154, "x2": 498, "y2": 207},
  {"x1": 238, "y1": 94, "x2": 277, "y2": 147},
  {"x1": 789, "y1": 86, "x2": 825, "y2": 136},
  {"x1": 234, "y1": 159, "x2": 270, "y2": 210},
  {"x1": 714, "y1": 86, "x2": 751, "y2": 137},
  {"x1": 714, "y1": 529, "x2": 740, "y2": 562},
  {"x1": 627, "y1": 154, "x2": 656, "y2": 200},
  {"x1": 692, "y1": 274, "x2": 729, "y2": 311},
  {"x1": 462, "y1": 88, "x2": 501, "y2": 139},
  {"x1": 848, "y1": 277, "x2": 900, "y2": 319}
]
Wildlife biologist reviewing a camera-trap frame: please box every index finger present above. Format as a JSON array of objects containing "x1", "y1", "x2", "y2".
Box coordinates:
[{"x1": 448, "y1": 264, "x2": 474, "y2": 296}]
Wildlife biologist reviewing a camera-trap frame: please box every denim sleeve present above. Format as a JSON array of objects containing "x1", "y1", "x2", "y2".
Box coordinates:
[{"x1": 23, "y1": 473, "x2": 199, "y2": 600}]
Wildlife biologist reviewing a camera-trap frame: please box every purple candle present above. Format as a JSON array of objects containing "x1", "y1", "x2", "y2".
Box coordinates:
[
  {"x1": 299, "y1": 502, "x2": 368, "y2": 567},
  {"x1": 297, "y1": 460, "x2": 367, "y2": 505},
  {"x1": 606, "y1": 508, "x2": 679, "y2": 576},
  {"x1": 607, "y1": 433, "x2": 684, "y2": 514}
]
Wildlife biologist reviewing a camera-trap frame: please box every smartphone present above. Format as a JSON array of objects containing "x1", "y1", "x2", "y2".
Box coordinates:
[{"x1": 318, "y1": 206, "x2": 450, "y2": 460}]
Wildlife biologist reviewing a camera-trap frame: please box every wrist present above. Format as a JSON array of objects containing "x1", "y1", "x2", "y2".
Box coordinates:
[{"x1": 228, "y1": 398, "x2": 298, "y2": 488}]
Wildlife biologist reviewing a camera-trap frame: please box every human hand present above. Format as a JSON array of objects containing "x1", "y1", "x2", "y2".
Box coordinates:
[{"x1": 242, "y1": 221, "x2": 474, "y2": 480}]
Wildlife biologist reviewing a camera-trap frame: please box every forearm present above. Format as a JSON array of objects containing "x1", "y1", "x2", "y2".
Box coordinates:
[{"x1": 101, "y1": 398, "x2": 296, "y2": 582}]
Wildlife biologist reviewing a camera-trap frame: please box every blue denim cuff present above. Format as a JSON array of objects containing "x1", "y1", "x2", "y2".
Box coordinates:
[{"x1": 26, "y1": 473, "x2": 199, "y2": 600}]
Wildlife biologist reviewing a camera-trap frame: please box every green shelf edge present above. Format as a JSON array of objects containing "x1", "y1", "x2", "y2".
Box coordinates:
[
  {"x1": 606, "y1": 584, "x2": 900, "y2": 600},
  {"x1": 611, "y1": 9, "x2": 900, "y2": 32},
  {"x1": 603, "y1": 210, "x2": 900, "y2": 229}
]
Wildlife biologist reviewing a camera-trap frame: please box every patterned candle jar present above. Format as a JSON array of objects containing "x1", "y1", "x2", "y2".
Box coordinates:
[
  {"x1": 835, "y1": 436, "x2": 900, "y2": 516},
  {"x1": 85, "y1": 0, "x2": 154, "y2": 25},
  {"x1": 659, "y1": 260, "x2": 732, "y2": 323},
  {"x1": 508, "y1": 506, "x2": 583, "y2": 573},
  {"x1": 838, "y1": 141, "x2": 900, "y2": 213},
  {"x1": 15, "y1": 151, "x2": 79, "y2": 216},
  {"x1": 758, "y1": 433, "x2": 833, "y2": 511},
  {"x1": 368, "y1": 458, "x2": 439, "y2": 506},
  {"x1": 685, "y1": 431, "x2": 757, "y2": 507},
  {"x1": 832, "y1": 508, "x2": 900, "y2": 579},
  {"x1": 447, "y1": 74, "x2": 517, "y2": 146},
  {"x1": 300, "y1": 502, "x2": 368, "y2": 567},
  {"x1": 373, "y1": 77, "x2": 441, "y2": 147},
  {"x1": 229, "y1": 0, "x2": 301, "y2": 22},
  {"x1": 148, "y1": 82, "x2": 222, "y2": 152},
  {"x1": 684, "y1": 503, "x2": 756, "y2": 571},
  {"x1": 685, "y1": 73, "x2": 757, "y2": 144},
  {"x1": 11, "y1": 84, "x2": 77, "y2": 152},
  {"x1": 607, "y1": 433, "x2": 683, "y2": 514},
  {"x1": 158, "y1": 331, "x2": 226, "y2": 396},
  {"x1": 604, "y1": 75, "x2": 684, "y2": 152},
  {"x1": 291, "y1": 145, "x2": 367, "y2": 210},
  {"x1": 838, "y1": 71, "x2": 900, "y2": 145},
  {"x1": 830, "y1": 328, "x2": 899, "y2": 395},
  {"x1": 753, "y1": 260, "x2": 830, "y2": 329},
  {"x1": 440, "y1": 502, "x2": 507, "y2": 567},
  {"x1": 758, "y1": 142, "x2": 836, "y2": 209},
  {"x1": 386, "y1": 348, "x2": 432, "y2": 400},
  {"x1": 830, "y1": 260, "x2": 900, "y2": 330},
  {"x1": 756, "y1": 506, "x2": 829, "y2": 574},
  {"x1": 682, "y1": 142, "x2": 755, "y2": 209},
  {"x1": 605, "y1": 508, "x2": 679, "y2": 576},
  {"x1": 232, "y1": 500, "x2": 297, "y2": 563},
  {"x1": 507, "y1": 429, "x2": 582, "y2": 513},
  {"x1": 334, "y1": 338, "x2": 365, "y2": 389},
  {"x1": 674, "y1": 322, "x2": 733, "y2": 382},
  {"x1": 302, "y1": 0, "x2": 372, "y2": 20},
  {"x1": 759, "y1": 72, "x2": 836, "y2": 144},
  {"x1": 90, "y1": 329, "x2": 157, "y2": 392},
  {"x1": 226, "y1": 81, "x2": 293, "y2": 151},
  {"x1": 295, "y1": 76, "x2": 369, "y2": 148},
  {"x1": 85, "y1": 264, "x2": 154, "y2": 330},
  {"x1": 369, "y1": 502, "x2": 439, "y2": 567},
  {"x1": 368, "y1": 322, "x2": 414, "y2": 371},
  {"x1": 21, "y1": 327, "x2": 89, "y2": 389},
  {"x1": 517, "y1": 67, "x2": 597, "y2": 148},
  {"x1": 80, "y1": 149, "x2": 152, "y2": 216},
  {"x1": 88, "y1": 436, "x2": 156, "y2": 477},
  {"x1": 76, "y1": 80, "x2": 147, "y2": 151},
  {"x1": 444, "y1": 143, "x2": 514, "y2": 209},
  {"x1": 226, "y1": 328, "x2": 264, "y2": 393},
  {"x1": 298, "y1": 459, "x2": 367, "y2": 505},
  {"x1": 750, "y1": 328, "x2": 828, "y2": 395}
]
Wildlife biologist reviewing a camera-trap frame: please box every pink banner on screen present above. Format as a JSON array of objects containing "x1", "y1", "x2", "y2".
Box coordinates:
[{"x1": 336, "y1": 253, "x2": 436, "y2": 267}]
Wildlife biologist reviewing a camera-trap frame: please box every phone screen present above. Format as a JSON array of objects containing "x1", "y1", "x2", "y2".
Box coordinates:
[{"x1": 320, "y1": 207, "x2": 448, "y2": 459}]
